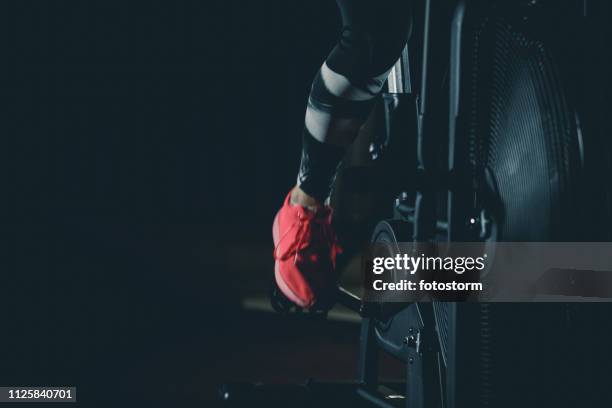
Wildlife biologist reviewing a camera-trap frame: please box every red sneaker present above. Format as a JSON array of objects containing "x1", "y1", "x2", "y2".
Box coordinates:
[{"x1": 272, "y1": 191, "x2": 342, "y2": 308}]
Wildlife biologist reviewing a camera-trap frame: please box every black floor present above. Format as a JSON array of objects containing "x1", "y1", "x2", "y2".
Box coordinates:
[{"x1": 3, "y1": 217, "x2": 402, "y2": 407}]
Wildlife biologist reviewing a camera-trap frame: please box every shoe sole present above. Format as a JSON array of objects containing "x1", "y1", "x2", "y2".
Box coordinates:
[{"x1": 272, "y1": 211, "x2": 310, "y2": 308}]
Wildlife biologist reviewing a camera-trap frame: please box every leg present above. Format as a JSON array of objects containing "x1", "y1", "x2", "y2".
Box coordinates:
[
  {"x1": 295, "y1": 0, "x2": 413, "y2": 206},
  {"x1": 273, "y1": 0, "x2": 412, "y2": 308}
]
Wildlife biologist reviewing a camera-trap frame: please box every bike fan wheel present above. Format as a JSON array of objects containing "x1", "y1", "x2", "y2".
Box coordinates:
[{"x1": 464, "y1": 16, "x2": 581, "y2": 241}]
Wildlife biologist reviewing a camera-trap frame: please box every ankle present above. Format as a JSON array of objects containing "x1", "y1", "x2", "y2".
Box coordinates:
[{"x1": 290, "y1": 186, "x2": 321, "y2": 211}]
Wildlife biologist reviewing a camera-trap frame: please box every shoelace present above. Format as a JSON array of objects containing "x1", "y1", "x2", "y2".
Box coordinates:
[{"x1": 274, "y1": 210, "x2": 343, "y2": 267}]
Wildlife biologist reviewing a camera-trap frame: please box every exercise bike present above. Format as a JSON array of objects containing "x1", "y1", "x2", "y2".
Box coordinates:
[{"x1": 225, "y1": 0, "x2": 612, "y2": 406}]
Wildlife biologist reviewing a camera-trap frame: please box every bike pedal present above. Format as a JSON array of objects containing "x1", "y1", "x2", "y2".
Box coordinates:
[
  {"x1": 269, "y1": 281, "x2": 334, "y2": 317},
  {"x1": 270, "y1": 281, "x2": 303, "y2": 314}
]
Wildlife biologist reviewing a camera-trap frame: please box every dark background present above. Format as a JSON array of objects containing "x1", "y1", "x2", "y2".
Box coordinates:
[
  {"x1": 1, "y1": 1, "x2": 361, "y2": 407},
  {"x1": 2, "y1": 0, "x2": 339, "y2": 223}
]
